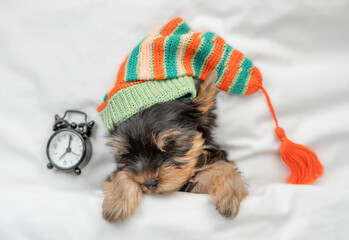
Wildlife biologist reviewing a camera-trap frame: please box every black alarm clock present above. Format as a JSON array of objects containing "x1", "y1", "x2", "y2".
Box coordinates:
[{"x1": 46, "y1": 110, "x2": 94, "y2": 175}]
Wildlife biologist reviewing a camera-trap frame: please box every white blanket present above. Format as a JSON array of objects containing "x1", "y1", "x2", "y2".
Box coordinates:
[{"x1": 1, "y1": 0, "x2": 349, "y2": 239}]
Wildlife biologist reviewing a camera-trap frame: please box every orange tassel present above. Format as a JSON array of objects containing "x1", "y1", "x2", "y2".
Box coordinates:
[
  {"x1": 260, "y1": 87, "x2": 324, "y2": 184},
  {"x1": 275, "y1": 127, "x2": 324, "y2": 184}
]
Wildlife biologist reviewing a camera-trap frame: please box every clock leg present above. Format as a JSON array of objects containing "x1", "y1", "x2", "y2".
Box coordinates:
[
  {"x1": 74, "y1": 168, "x2": 81, "y2": 175},
  {"x1": 47, "y1": 163, "x2": 53, "y2": 169}
]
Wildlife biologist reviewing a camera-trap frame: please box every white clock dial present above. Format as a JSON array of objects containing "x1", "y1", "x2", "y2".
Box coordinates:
[{"x1": 48, "y1": 130, "x2": 84, "y2": 170}]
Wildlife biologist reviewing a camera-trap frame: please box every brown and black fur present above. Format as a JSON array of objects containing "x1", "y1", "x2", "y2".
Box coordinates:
[{"x1": 102, "y1": 72, "x2": 248, "y2": 223}]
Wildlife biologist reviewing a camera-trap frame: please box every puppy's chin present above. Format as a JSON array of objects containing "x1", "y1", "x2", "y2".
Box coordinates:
[{"x1": 141, "y1": 187, "x2": 176, "y2": 195}]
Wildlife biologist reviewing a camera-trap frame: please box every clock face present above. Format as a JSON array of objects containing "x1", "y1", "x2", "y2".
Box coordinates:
[{"x1": 47, "y1": 129, "x2": 85, "y2": 170}]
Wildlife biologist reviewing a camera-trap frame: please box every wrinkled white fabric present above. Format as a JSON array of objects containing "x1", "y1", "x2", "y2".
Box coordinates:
[{"x1": 1, "y1": 0, "x2": 349, "y2": 239}]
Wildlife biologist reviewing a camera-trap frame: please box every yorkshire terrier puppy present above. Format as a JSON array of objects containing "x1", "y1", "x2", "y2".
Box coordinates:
[{"x1": 102, "y1": 72, "x2": 248, "y2": 222}]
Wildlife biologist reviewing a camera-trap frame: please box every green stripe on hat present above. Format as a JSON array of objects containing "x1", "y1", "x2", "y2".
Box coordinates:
[
  {"x1": 126, "y1": 41, "x2": 142, "y2": 81},
  {"x1": 230, "y1": 57, "x2": 254, "y2": 94},
  {"x1": 193, "y1": 32, "x2": 215, "y2": 77},
  {"x1": 173, "y1": 22, "x2": 191, "y2": 35},
  {"x1": 215, "y1": 44, "x2": 233, "y2": 86},
  {"x1": 165, "y1": 36, "x2": 181, "y2": 79}
]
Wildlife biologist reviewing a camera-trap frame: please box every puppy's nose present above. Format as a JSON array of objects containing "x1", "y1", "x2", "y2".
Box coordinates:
[{"x1": 144, "y1": 179, "x2": 158, "y2": 190}]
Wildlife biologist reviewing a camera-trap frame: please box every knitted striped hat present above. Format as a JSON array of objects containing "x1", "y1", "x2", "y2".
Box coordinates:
[{"x1": 98, "y1": 18, "x2": 323, "y2": 185}]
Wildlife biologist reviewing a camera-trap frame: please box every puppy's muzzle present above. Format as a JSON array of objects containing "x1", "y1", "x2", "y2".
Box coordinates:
[{"x1": 144, "y1": 179, "x2": 158, "y2": 190}]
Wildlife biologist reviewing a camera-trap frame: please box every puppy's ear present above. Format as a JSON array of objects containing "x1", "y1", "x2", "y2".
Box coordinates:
[{"x1": 193, "y1": 71, "x2": 218, "y2": 113}]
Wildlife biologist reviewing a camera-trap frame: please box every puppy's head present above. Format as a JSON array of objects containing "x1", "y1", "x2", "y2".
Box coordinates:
[{"x1": 108, "y1": 72, "x2": 218, "y2": 194}]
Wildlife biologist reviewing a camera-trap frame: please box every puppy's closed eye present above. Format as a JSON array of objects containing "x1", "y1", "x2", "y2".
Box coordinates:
[
  {"x1": 158, "y1": 137, "x2": 176, "y2": 153},
  {"x1": 152, "y1": 129, "x2": 180, "y2": 152}
]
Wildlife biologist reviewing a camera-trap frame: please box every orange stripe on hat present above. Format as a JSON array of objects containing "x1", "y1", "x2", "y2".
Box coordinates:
[
  {"x1": 183, "y1": 33, "x2": 202, "y2": 76},
  {"x1": 160, "y1": 18, "x2": 183, "y2": 36},
  {"x1": 245, "y1": 67, "x2": 262, "y2": 95},
  {"x1": 217, "y1": 49, "x2": 244, "y2": 92},
  {"x1": 152, "y1": 37, "x2": 166, "y2": 80},
  {"x1": 199, "y1": 36, "x2": 225, "y2": 80}
]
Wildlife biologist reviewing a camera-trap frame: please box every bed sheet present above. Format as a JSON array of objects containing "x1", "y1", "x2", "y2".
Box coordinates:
[{"x1": 1, "y1": 0, "x2": 349, "y2": 239}]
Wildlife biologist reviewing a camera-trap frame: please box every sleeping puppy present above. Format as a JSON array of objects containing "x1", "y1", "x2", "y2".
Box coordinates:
[{"x1": 102, "y1": 72, "x2": 248, "y2": 222}]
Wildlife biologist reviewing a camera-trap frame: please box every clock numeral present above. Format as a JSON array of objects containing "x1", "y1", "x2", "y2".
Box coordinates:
[
  {"x1": 70, "y1": 160, "x2": 73, "y2": 164},
  {"x1": 63, "y1": 160, "x2": 67, "y2": 165},
  {"x1": 54, "y1": 144, "x2": 57, "y2": 148},
  {"x1": 54, "y1": 152, "x2": 58, "y2": 155}
]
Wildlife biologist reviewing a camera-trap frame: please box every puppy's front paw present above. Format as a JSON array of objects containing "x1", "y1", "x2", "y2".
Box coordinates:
[
  {"x1": 102, "y1": 193, "x2": 141, "y2": 222},
  {"x1": 210, "y1": 185, "x2": 242, "y2": 218},
  {"x1": 102, "y1": 172, "x2": 142, "y2": 223},
  {"x1": 102, "y1": 195, "x2": 140, "y2": 222},
  {"x1": 208, "y1": 162, "x2": 248, "y2": 218}
]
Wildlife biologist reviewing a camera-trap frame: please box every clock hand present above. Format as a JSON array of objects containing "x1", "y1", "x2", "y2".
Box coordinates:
[
  {"x1": 70, "y1": 151, "x2": 80, "y2": 157},
  {"x1": 67, "y1": 135, "x2": 72, "y2": 151},
  {"x1": 59, "y1": 152, "x2": 67, "y2": 160}
]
